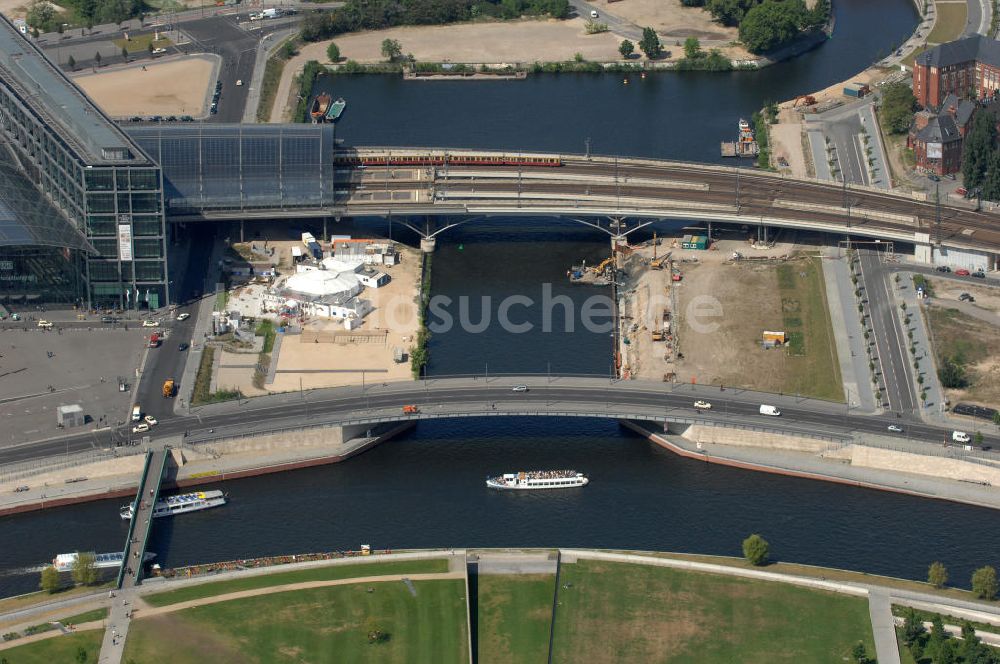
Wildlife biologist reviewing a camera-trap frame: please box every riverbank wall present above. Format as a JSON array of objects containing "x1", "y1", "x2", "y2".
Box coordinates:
[
  {"x1": 622, "y1": 420, "x2": 1000, "y2": 510},
  {"x1": 0, "y1": 422, "x2": 415, "y2": 518}
]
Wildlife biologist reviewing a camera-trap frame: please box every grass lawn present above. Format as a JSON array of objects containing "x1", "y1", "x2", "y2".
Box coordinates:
[
  {"x1": 775, "y1": 257, "x2": 845, "y2": 401},
  {"x1": 61, "y1": 607, "x2": 109, "y2": 625},
  {"x1": 112, "y1": 34, "x2": 173, "y2": 53},
  {"x1": 926, "y1": 306, "x2": 1000, "y2": 406},
  {"x1": 550, "y1": 559, "x2": 875, "y2": 663},
  {"x1": 144, "y1": 558, "x2": 450, "y2": 607},
  {"x1": 927, "y1": 3, "x2": 967, "y2": 43},
  {"x1": 0, "y1": 584, "x2": 111, "y2": 624},
  {"x1": 0, "y1": 629, "x2": 102, "y2": 663},
  {"x1": 125, "y1": 579, "x2": 469, "y2": 664},
  {"x1": 477, "y1": 574, "x2": 555, "y2": 664}
]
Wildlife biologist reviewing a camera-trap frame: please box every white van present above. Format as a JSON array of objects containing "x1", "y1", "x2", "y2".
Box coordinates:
[
  {"x1": 131, "y1": 405, "x2": 141, "y2": 422},
  {"x1": 759, "y1": 404, "x2": 781, "y2": 416},
  {"x1": 590, "y1": 9, "x2": 599, "y2": 18},
  {"x1": 952, "y1": 431, "x2": 971, "y2": 444}
]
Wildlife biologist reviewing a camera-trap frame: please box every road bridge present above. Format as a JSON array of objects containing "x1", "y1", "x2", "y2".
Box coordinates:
[
  {"x1": 162, "y1": 148, "x2": 1000, "y2": 269},
  {"x1": 4, "y1": 377, "x2": 997, "y2": 469}
]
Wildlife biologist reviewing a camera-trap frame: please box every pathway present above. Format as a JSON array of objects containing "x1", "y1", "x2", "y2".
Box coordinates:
[
  {"x1": 869, "y1": 590, "x2": 903, "y2": 664},
  {"x1": 821, "y1": 255, "x2": 879, "y2": 413}
]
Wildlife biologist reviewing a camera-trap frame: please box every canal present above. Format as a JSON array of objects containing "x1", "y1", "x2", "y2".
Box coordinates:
[{"x1": 6, "y1": 0, "x2": 995, "y2": 601}]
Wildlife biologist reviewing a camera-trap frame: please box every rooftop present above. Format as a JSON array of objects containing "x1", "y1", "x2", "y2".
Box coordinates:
[
  {"x1": 915, "y1": 34, "x2": 1000, "y2": 69},
  {"x1": 0, "y1": 16, "x2": 148, "y2": 165},
  {"x1": 915, "y1": 113, "x2": 961, "y2": 144}
]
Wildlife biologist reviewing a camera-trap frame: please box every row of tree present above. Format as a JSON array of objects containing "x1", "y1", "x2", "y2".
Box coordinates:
[
  {"x1": 39, "y1": 552, "x2": 99, "y2": 593},
  {"x1": 900, "y1": 606, "x2": 1000, "y2": 663},
  {"x1": 928, "y1": 561, "x2": 998, "y2": 600},
  {"x1": 302, "y1": 0, "x2": 568, "y2": 42},
  {"x1": 26, "y1": 0, "x2": 143, "y2": 35},
  {"x1": 961, "y1": 107, "x2": 1000, "y2": 202}
]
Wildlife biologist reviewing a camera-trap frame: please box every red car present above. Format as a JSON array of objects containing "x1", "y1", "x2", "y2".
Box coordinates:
[{"x1": 955, "y1": 269, "x2": 971, "y2": 276}]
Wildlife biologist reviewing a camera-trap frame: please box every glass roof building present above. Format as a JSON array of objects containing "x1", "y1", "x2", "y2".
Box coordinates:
[{"x1": 0, "y1": 15, "x2": 167, "y2": 309}]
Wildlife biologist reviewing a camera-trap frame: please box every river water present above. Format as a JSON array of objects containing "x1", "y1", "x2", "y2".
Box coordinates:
[{"x1": 7, "y1": 0, "x2": 996, "y2": 601}]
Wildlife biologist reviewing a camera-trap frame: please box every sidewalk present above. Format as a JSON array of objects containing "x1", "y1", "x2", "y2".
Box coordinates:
[
  {"x1": 821, "y1": 255, "x2": 878, "y2": 413},
  {"x1": 175, "y1": 239, "x2": 226, "y2": 417},
  {"x1": 894, "y1": 272, "x2": 950, "y2": 425}
]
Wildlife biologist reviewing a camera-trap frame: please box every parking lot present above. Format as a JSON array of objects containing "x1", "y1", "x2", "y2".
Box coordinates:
[{"x1": 0, "y1": 326, "x2": 149, "y2": 448}]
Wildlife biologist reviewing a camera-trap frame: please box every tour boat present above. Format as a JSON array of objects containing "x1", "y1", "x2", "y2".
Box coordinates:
[
  {"x1": 119, "y1": 490, "x2": 227, "y2": 520},
  {"x1": 486, "y1": 470, "x2": 588, "y2": 490},
  {"x1": 52, "y1": 550, "x2": 155, "y2": 572}
]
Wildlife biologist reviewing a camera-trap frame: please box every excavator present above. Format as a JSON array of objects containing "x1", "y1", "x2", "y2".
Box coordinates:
[{"x1": 590, "y1": 257, "x2": 614, "y2": 274}]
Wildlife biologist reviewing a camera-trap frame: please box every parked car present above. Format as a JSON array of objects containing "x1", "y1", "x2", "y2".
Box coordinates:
[
  {"x1": 887, "y1": 425, "x2": 903, "y2": 433},
  {"x1": 141, "y1": 319, "x2": 157, "y2": 327},
  {"x1": 144, "y1": 415, "x2": 158, "y2": 426},
  {"x1": 927, "y1": 173, "x2": 940, "y2": 182},
  {"x1": 14, "y1": 486, "x2": 29, "y2": 493},
  {"x1": 955, "y1": 269, "x2": 971, "y2": 276},
  {"x1": 959, "y1": 293, "x2": 975, "y2": 302},
  {"x1": 590, "y1": 9, "x2": 599, "y2": 17},
  {"x1": 956, "y1": 187, "x2": 968, "y2": 196},
  {"x1": 37, "y1": 320, "x2": 52, "y2": 329},
  {"x1": 936, "y1": 266, "x2": 952, "y2": 273},
  {"x1": 972, "y1": 271, "x2": 986, "y2": 279},
  {"x1": 511, "y1": 385, "x2": 528, "y2": 392},
  {"x1": 178, "y1": 342, "x2": 189, "y2": 351},
  {"x1": 694, "y1": 400, "x2": 712, "y2": 410},
  {"x1": 101, "y1": 315, "x2": 115, "y2": 323},
  {"x1": 132, "y1": 422, "x2": 150, "y2": 433},
  {"x1": 152, "y1": 47, "x2": 166, "y2": 54},
  {"x1": 176, "y1": 312, "x2": 190, "y2": 321}
]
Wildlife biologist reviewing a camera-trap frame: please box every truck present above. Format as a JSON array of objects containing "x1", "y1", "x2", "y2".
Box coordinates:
[
  {"x1": 261, "y1": 7, "x2": 281, "y2": 18},
  {"x1": 162, "y1": 379, "x2": 175, "y2": 398},
  {"x1": 759, "y1": 404, "x2": 781, "y2": 416},
  {"x1": 131, "y1": 405, "x2": 142, "y2": 422},
  {"x1": 402, "y1": 405, "x2": 419, "y2": 414},
  {"x1": 302, "y1": 232, "x2": 323, "y2": 260},
  {"x1": 148, "y1": 332, "x2": 160, "y2": 348}
]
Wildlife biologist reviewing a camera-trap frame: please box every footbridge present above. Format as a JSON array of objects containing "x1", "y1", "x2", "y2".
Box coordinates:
[{"x1": 147, "y1": 139, "x2": 1000, "y2": 268}]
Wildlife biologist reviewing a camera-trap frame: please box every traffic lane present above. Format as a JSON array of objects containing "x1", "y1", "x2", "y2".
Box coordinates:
[{"x1": 857, "y1": 249, "x2": 912, "y2": 413}]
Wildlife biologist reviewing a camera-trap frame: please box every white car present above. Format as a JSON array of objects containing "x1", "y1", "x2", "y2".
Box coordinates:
[
  {"x1": 887, "y1": 424, "x2": 903, "y2": 433},
  {"x1": 152, "y1": 47, "x2": 166, "y2": 55},
  {"x1": 236, "y1": 79, "x2": 243, "y2": 86},
  {"x1": 132, "y1": 422, "x2": 150, "y2": 433},
  {"x1": 141, "y1": 319, "x2": 157, "y2": 327},
  {"x1": 590, "y1": 9, "x2": 599, "y2": 18},
  {"x1": 693, "y1": 400, "x2": 712, "y2": 410},
  {"x1": 952, "y1": 431, "x2": 971, "y2": 444},
  {"x1": 36, "y1": 320, "x2": 53, "y2": 329},
  {"x1": 175, "y1": 312, "x2": 190, "y2": 321},
  {"x1": 144, "y1": 415, "x2": 158, "y2": 426},
  {"x1": 512, "y1": 385, "x2": 529, "y2": 392}
]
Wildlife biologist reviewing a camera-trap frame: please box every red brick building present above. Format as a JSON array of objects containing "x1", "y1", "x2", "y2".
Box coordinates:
[
  {"x1": 913, "y1": 35, "x2": 1000, "y2": 108},
  {"x1": 908, "y1": 94, "x2": 976, "y2": 175}
]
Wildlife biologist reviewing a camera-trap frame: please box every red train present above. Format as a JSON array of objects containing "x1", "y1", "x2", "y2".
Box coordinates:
[{"x1": 333, "y1": 151, "x2": 562, "y2": 167}]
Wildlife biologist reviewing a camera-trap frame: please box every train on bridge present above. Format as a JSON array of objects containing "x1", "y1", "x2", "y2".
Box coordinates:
[{"x1": 333, "y1": 149, "x2": 563, "y2": 168}]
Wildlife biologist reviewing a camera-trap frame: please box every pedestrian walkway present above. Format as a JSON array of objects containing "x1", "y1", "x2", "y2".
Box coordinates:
[
  {"x1": 821, "y1": 255, "x2": 878, "y2": 413},
  {"x1": 869, "y1": 590, "x2": 902, "y2": 664},
  {"x1": 894, "y1": 272, "x2": 949, "y2": 424}
]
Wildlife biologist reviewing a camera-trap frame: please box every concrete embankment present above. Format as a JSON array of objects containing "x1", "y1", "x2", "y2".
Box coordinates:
[
  {"x1": 624, "y1": 421, "x2": 1000, "y2": 510},
  {"x1": 0, "y1": 422, "x2": 414, "y2": 517}
]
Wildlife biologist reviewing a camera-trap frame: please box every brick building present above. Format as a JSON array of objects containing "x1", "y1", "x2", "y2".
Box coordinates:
[
  {"x1": 908, "y1": 94, "x2": 976, "y2": 175},
  {"x1": 913, "y1": 35, "x2": 1000, "y2": 108}
]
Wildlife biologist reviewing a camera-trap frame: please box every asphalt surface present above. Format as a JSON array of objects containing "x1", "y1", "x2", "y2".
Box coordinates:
[
  {"x1": 3, "y1": 379, "x2": 996, "y2": 467},
  {"x1": 858, "y1": 247, "x2": 916, "y2": 415}
]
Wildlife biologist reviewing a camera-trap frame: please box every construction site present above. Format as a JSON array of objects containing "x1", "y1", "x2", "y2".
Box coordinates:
[{"x1": 610, "y1": 228, "x2": 844, "y2": 402}]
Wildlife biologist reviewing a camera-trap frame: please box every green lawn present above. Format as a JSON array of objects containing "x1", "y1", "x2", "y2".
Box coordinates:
[
  {"x1": 477, "y1": 574, "x2": 555, "y2": 664},
  {"x1": 112, "y1": 34, "x2": 173, "y2": 53},
  {"x1": 774, "y1": 257, "x2": 845, "y2": 401},
  {"x1": 550, "y1": 560, "x2": 875, "y2": 664},
  {"x1": 0, "y1": 629, "x2": 102, "y2": 663},
  {"x1": 144, "y1": 558, "x2": 450, "y2": 607},
  {"x1": 927, "y1": 3, "x2": 967, "y2": 43},
  {"x1": 125, "y1": 579, "x2": 469, "y2": 664},
  {"x1": 61, "y1": 608, "x2": 108, "y2": 625}
]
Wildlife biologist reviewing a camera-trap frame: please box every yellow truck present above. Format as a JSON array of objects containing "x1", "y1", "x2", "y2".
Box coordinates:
[{"x1": 162, "y1": 379, "x2": 175, "y2": 398}]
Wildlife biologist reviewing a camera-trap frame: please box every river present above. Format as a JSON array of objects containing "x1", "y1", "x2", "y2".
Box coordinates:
[{"x1": 6, "y1": 0, "x2": 994, "y2": 601}]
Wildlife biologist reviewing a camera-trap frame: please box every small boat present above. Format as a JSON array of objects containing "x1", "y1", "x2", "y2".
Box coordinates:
[
  {"x1": 53, "y1": 550, "x2": 155, "y2": 572},
  {"x1": 310, "y1": 93, "x2": 332, "y2": 123},
  {"x1": 325, "y1": 97, "x2": 347, "y2": 122},
  {"x1": 119, "y1": 489, "x2": 227, "y2": 520},
  {"x1": 486, "y1": 470, "x2": 589, "y2": 490}
]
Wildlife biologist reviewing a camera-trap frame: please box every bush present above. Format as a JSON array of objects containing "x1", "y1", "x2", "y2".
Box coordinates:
[
  {"x1": 938, "y1": 355, "x2": 968, "y2": 389},
  {"x1": 326, "y1": 42, "x2": 340, "y2": 62},
  {"x1": 972, "y1": 566, "x2": 998, "y2": 600},
  {"x1": 879, "y1": 82, "x2": 917, "y2": 135},
  {"x1": 927, "y1": 561, "x2": 948, "y2": 589},
  {"x1": 742, "y1": 533, "x2": 770, "y2": 566}
]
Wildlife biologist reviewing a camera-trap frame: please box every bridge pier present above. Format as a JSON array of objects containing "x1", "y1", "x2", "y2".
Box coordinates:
[{"x1": 421, "y1": 237, "x2": 437, "y2": 253}]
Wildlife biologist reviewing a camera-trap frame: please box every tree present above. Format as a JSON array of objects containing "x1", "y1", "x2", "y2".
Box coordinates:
[
  {"x1": 683, "y1": 36, "x2": 702, "y2": 59},
  {"x1": 26, "y1": 0, "x2": 56, "y2": 33},
  {"x1": 639, "y1": 27, "x2": 662, "y2": 59},
  {"x1": 75, "y1": 646, "x2": 88, "y2": 663},
  {"x1": 928, "y1": 561, "x2": 948, "y2": 588},
  {"x1": 67, "y1": 54, "x2": 76, "y2": 71},
  {"x1": 71, "y1": 552, "x2": 98, "y2": 586},
  {"x1": 981, "y1": 146, "x2": 1000, "y2": 202},
  {"x1": 364, "y1": 615, "x2": 388, "y2": 644},
  {"x1": 972, "y1": 565, "x2": 998, "y2": 600},
  {"x1": 878, "y1": 81, "x2": 917, "y2": 134},
  {"x1": 121, "y1": 46, "x2": 129, "y2": 61},
  {"x1": 962, "y1": 109, "x2": 998, "y2": 191},
  {"x1": 57, "y1": 23, "x2": 64, "y2": 34},
  {"x1": 326, "y1": 41, "x2": 340, "y2": 62},
  {"x1": 994, "y1": 411, "x2": 1000, "y2": 427},
  {"x1": 39, "y1": 565, "x2": 60, "y2": 593},
  {"x1": 739, "y1": 0, "x2": 805, "y2": 54},
  {"x1": 850, "y1": 641, "x2": 870, "y2": 664},
  {"x1": 380, "y1": 38, "x2": 402, "y2": 62},
  {"x1": 937, "y1": 355, "x2": 968, "y2": 389},
  {"x1": 901, "y1": 607, "x2": 925, "y2": 646},
  {"x1": 618, "y1": 39, "x2": 634, "y2": 59},
  {"x1": 742, "y1": 533, "x2": 769, "y2": 566}
]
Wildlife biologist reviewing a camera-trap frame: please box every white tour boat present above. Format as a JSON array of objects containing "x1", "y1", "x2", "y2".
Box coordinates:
[
  {"x1": 53, "y1": 550, "x2": 155, "y2": 572},
  {"x1": 119, "y1": 489, "x2": 227, "y2": 520},
  {"x1": 486, "y1": 470, "x2": 589, "y2": 490}
]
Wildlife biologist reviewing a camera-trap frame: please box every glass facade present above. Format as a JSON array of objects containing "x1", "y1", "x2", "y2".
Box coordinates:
[
  {"x1": 126, "y1": 124, "x2": 337, "y2": 214},
  {"x1": 0, "y1": 16, "x2": 167, "y2": 308}
]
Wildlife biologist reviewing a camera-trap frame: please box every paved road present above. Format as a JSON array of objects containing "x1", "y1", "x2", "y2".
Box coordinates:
[{"x1": 3, "y1": 376, "x2": 997, "y2": 467}]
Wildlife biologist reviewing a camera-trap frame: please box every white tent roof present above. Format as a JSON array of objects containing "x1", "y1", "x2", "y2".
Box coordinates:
[{"x1": 284, "y1": 268, "x2": 359, "y2": 297}]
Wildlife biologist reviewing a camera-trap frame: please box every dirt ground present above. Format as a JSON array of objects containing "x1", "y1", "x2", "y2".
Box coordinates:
[
  {"x1": 769, "y1": 107, "x2": 810, "y2": 178},
  {"x1": 623, "y1": 235, "x2": 837, "y2": 398},
  {"x1": 927, "y1": 277, "x2": 1000, "y2": 316},
  {"x1": 926, "y1": 306, "x2": 1000, "y2": 410},
  {"x1": 604, "y1": 0, "x2": 735, "y2": 41},
  {"x1": 72, "y1": 55, "x2": 216, "y2": 118}
]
